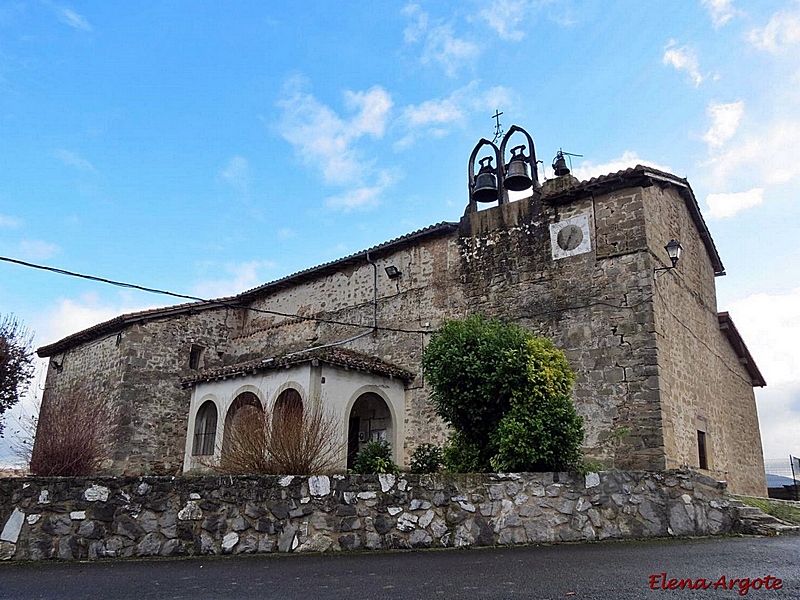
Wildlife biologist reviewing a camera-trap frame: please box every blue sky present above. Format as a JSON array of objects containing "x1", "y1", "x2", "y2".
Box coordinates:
[{"x1": 1, "y1": 1, "x2": 798, "y2": 467}]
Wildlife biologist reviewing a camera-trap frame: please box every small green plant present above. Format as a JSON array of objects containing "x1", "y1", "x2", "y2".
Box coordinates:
[
  {"x1": 409, "y1": 443, "x2": 443, "y2": 474},
  {"x1": 351, "y1": 440, "x2": 400, "y2": 474}
]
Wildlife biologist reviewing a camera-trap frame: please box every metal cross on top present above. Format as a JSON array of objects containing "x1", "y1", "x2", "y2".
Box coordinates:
[{"x1": 491, "y1": 110, "x2": 504, "y2": 143}]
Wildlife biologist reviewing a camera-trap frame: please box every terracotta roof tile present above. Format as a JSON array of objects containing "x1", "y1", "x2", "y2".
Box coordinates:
[{"x1": 181, "y1": 346, "x2": 415, "y2": 386}]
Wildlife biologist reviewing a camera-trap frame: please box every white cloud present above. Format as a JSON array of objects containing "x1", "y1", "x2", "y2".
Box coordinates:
[
  {"x1": 480, "y1": 0, "x2": 528, "y2": 41},
  {"x1": 401, "y1": 4, "x2": 479, "y2": 77},
  {"x1": 55, "y1": 149, "x2": 95, "y2": 171},
  {"x1": 748, "y1": 6, "x2": 800, "y2": 52},
  {"x1": 708, "y1": 118, "x2": 800, "y2": 187},
  {"x1": 398, "y1": 82, "x2": 513, "y2": 148},
  {"x1": 0, "y1": 213, "x2": 21, "y2": 228},
  {"x1": 570, "y1": 151, "x2": 671, "y2": 182},
  {"x1": 703, "y1": 101, "x2": 745, "y2": 149},
  {"x1": 724, "y1": 288, "x2": 800, "y2": 458},
  {"x1": 727, "y1": 288, "x2": 800, "y2": 388},
  {"x1": 278, "y1": 77, "x2": 392, "y2": 187},
  {"x1": 219, "y1": 155, "x2": 250, "y2": 194},
  {"x1": 702, "y1": 0, "x2": 737, "y2": 28},
  {"x1": 345, "y1": 87, "x2": 393, "y2": 137},
  {"x1": 192, "y1": 261, "x2": 275, "y2": 299},
  {"x1": 479, "y1": 0, "x2": 572, "y2": 40},
  {"x1": 662, "y1": 41, "x2": 704, "y2": 87},
  {"x1": 56, "y1": 6, "x2": 92, "y2": 31},
  {"x1": 401, "y1": 3, "x2": 428, "y2": 43},
  {"x1": 403, "y1": 97, "x2": 464, "y2": 128},
  {"x1": 18, "y1": 240, "x2": 60, "y2": 261},
  {"x1": 755, "y1": 383, "x2": 800, "y2": 459},
  {"x1": 277, "y1": 77, "x2": 396, "y2": 211},
  {"x1": 326, "y1": 186, "x2": 383, "y2": 211},
  {"x1": 30, "y1": 293, "x2": 158, "y2": 348},
  {"x1": 325, "y1": 170, "x2": 397, "y2": 211},
  {"x1": 706, "y1": 188, "x2": 763, "y2": 218},
  {"x1": 277, "y1": 228, "x2": 295, "y2": 239}
]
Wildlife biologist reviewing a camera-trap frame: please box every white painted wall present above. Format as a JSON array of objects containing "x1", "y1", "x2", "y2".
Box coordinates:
[{"x1": 182, "y1": 361, "x2": 406, "y2": 473}]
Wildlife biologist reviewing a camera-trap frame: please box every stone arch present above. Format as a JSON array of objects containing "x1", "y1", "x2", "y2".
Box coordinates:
[{"x1": 345, "y1": 386, "x2": 396, "y2": 470}]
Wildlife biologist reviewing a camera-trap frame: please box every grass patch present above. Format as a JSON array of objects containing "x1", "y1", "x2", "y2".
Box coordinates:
[{"x1": 738, "y1": 496, "x2": 800, "y2": 525}]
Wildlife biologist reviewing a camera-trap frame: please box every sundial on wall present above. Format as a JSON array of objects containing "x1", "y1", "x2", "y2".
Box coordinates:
[{"x1": 550, "y1": 214, "x2": 592, "y2": 259}]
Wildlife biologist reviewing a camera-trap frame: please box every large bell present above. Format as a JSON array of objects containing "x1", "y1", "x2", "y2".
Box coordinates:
[
  {"x1": 553, "y1": 151, "x2": 570, "y2": 176},
  {"x1": 473, "y1": 156, "x2": 499, "y2": 203},
  {"x1": 504, "y1": 145, "x2": 532, "y2": 191}
]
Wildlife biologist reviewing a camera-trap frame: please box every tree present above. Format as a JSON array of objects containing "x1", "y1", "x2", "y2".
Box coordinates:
[
  {"x1": 422, "y1": 314, "x2": 584, "y2": 472},
  {"x1": 0, "y1": 314, "x2": 35, "y2": 437}
]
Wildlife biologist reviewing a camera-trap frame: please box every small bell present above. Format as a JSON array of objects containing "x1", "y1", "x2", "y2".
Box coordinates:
[
  {"x1": 473, "y1": 156, "x2": 499, "y2": 203},
  {"x1": 552, "y1": 151, "x2": 570, "y2": 177},
  {"x1": 504, "y1": 145, "x2": 533, "y2": 191}
]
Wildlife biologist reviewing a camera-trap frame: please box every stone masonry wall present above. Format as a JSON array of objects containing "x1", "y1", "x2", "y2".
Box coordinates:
[
  {"x1": 458, "y1": 189, "x2": 663, "y2": 469},
  {"x1": 38, "y1": 307, "x2": 240, "y2": 476},
  {"x1": 36, "y1": 176, "x2": 762, "y2": 486},
  {"x1": 0, "y1": 470, "x2": 732, "y2": 561},
  {"x1": 642, "y1": 184, "x2": 766, "y2": 496}
]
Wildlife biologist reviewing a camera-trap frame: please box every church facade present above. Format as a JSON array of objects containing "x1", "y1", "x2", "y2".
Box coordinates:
[{"x1": 35, "y1": 160, "x2": 767, "y2": 496}]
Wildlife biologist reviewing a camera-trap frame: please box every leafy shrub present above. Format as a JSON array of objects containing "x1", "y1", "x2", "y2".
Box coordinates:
[
  {"x1": 409, "y1": 443, "x2": 443, "y2": 474},
  {"x1": 423, "y1": 314, "x2": 584, "y2": 473},
  {"x1": 351, "y1": 440, "x2": 400, "y2": 474}
]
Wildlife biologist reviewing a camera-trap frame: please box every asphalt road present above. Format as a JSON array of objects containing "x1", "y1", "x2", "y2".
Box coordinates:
[{"x1": 1, "y1": 535, "x2": 798, "y2": 600}]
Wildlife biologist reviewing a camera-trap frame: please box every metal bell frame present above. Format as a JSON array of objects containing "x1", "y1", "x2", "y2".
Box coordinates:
[
  {"x1": 468, "y1": 126, "x2": 541, "y2": 213},
  {"x1": 467, "y1": 138, "x2": 503, "y2": 213},
  {"x1": 499, "y1": 125, "x2": 541, "y2": 195}
]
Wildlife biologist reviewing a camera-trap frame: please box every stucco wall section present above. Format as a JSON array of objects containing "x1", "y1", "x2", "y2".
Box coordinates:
[
  {"x1": 183, "y1": 363, "x2": 406, "y2": 472},
  {"x1": 642, "y1": 184, "x2": 766, "y2": 496}
]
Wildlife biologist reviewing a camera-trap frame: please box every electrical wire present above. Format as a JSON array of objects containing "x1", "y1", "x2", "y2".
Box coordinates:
[{"x1": 0, "y1": 255, "x2": 431, "y2": 335}]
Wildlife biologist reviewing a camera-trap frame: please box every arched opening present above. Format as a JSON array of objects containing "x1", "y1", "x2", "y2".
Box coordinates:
[
  {"x1": 223, "y1": 391, "x2": 264, "y2": 455},
  {"x1": 192, "y1": 400, "x2": 218, "y2": 456},
  {"x1": 347, "y1": 392, "x2": 393, "y2": 470},
  {"x1": 273, "y1": 388, "x2": 303, "y2": 433}
]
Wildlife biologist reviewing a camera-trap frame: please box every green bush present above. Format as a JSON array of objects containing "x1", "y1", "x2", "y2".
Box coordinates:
[
  {"x1": 351, "y1": 440, "x2": 400, "y2": 474},
  {"x1": 422, "y1": 315, "x2": 584, "y2": 473},
  {"x1": 409, "y1": 443, "x2": 443, "y2": 474}
]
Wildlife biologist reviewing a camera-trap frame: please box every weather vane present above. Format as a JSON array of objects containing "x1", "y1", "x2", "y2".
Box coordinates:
[{"x1": 491, "y1": 110, "x2": 504, "y2": 144}]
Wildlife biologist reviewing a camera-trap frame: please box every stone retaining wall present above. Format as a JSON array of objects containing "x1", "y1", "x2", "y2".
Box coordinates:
[{"x1": 0, "y1": 470, "x2": 732, "y2": 561}]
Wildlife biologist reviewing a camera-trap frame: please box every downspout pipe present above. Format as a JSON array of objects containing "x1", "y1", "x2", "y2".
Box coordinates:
[{"x1": 365, "y1": 252, "x2": 378, "y2": 332}]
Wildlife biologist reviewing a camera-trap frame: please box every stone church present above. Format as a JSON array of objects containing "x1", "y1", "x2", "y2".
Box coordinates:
[{"x1": 34, "y1": 129, "x2": 767, "y2": 496}]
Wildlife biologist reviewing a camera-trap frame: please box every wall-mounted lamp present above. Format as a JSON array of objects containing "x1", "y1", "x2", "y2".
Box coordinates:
[
  {"x1": 384, "y1": 265, "x2": 402, "y2": 279},
  {"x1": 654, "y1": 239, "x2": 683, "y2": 274}
]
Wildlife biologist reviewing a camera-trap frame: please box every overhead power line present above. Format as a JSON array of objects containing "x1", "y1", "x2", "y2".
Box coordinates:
[{"x1": 0, "y1": 255, "x2": 430, "y2": 335}]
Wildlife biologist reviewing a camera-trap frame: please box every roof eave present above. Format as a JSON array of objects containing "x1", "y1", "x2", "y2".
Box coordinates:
[
  {"x1": 718, "y1": 312, "x2": 766, "y2": 387},
  {"x1": 542, "y1": 166, "x2": 725, "y2": 277}
]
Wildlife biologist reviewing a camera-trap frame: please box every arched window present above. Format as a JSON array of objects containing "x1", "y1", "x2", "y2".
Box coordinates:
[
  {"x1": 223, "y1": 392, "x2": 264, "y2": 455},
  {"x1": 273, "y1": 388, "x2": 303, "y2": 432},
  {"x1": 192, "y1": 401, "x2": 218, "y2": 456}
]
